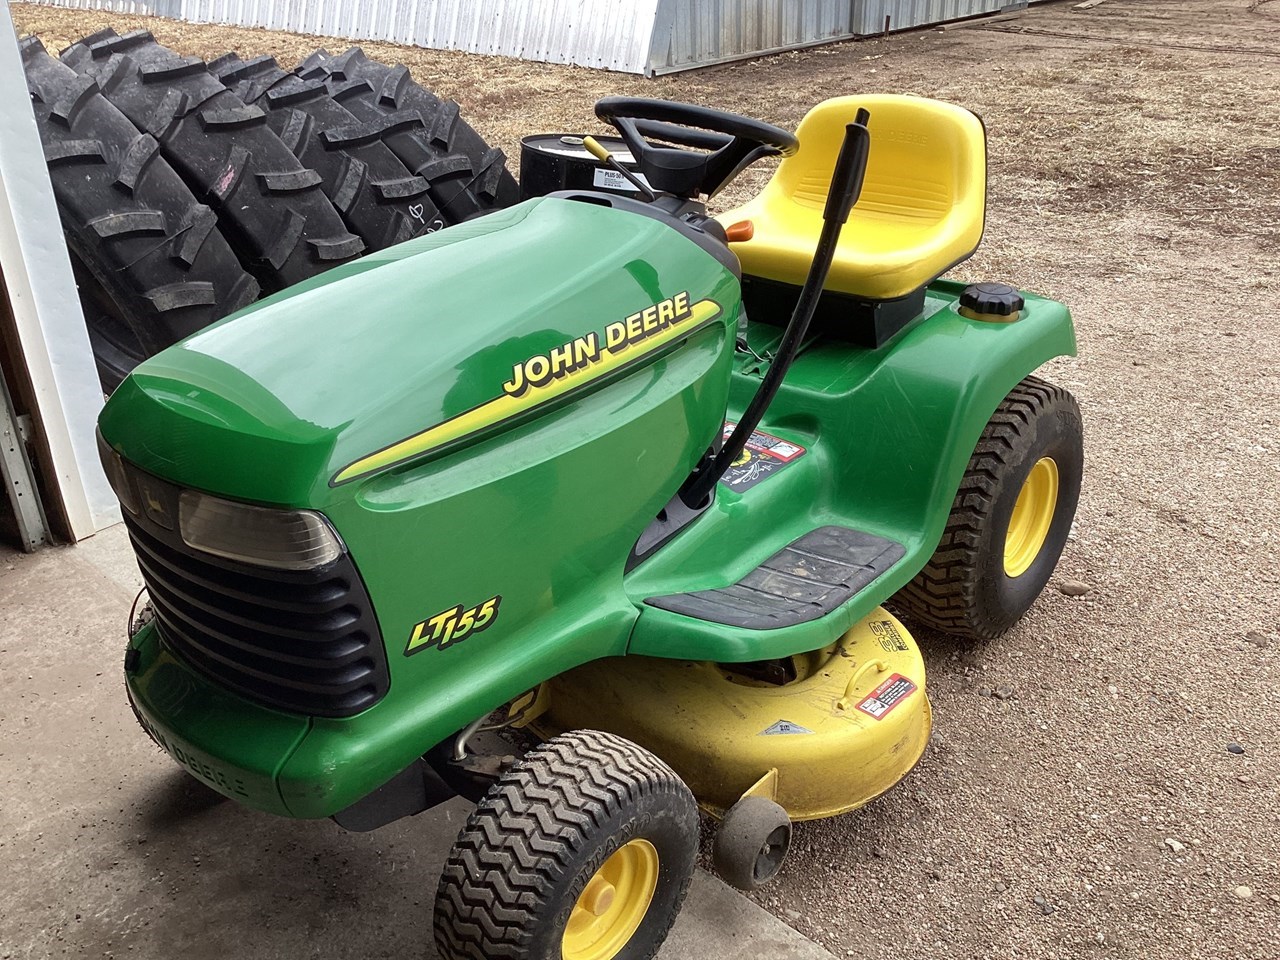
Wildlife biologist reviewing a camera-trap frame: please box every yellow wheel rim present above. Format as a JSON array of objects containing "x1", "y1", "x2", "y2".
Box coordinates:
[
  {"x1": 1004, "y1": 457, "x2": 1059, "y2": 578},
  {"x1": 562, "y1": 839, "x2": 659, "y2": 960}
]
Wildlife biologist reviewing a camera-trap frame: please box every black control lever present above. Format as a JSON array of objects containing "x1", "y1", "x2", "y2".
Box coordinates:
[{"x1": 681, "y1": 109, "x2": 872, "y2": 508}]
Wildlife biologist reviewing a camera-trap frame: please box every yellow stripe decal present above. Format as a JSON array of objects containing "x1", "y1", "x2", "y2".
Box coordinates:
[{"x1": 332, "y1": 294, "x2": 723, "y2": 485}]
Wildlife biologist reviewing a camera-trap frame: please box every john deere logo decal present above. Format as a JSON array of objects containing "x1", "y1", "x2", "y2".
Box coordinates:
[{"x1": 332, "y1": 291, "x2": 722, "y2": 485}]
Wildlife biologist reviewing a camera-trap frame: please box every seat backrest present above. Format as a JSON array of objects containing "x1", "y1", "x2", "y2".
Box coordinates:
[{"x1": 771, "y1": 94, "x2": 986, "y2": 228}]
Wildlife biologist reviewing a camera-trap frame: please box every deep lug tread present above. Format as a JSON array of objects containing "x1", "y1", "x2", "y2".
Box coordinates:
[
  {"x1": 89, "y1": 210, "x2": 166, "y2": 238},
  {"x1": 113, "y1": 132, "x2": 161, "y2": 192},
  {"x1": 43, "y1": 138, "x2": 105, "y2": 165},
  {"x1": 61, "y1": 34, "x2": 361, "y2": 290},
  {"x1": 49, "y1": 74, "x2": 98, "y2": 127},
  {"x1": 198, "y1": 104, "x2": 268, "y2": 131},
  {"x1": 22, "y1": 36, "x2": 258, "y2": 392},
  {"x1": 297, "y1": 47, "x2": 518, "y2": 221},
  {"x1": 211, "y1": 54, "x2": 443, "y2": 251},
  {"x1": 170, "y1": 204, "x2": 218, "y2": 266},
  {"x1": 144, "y1": 281, "x2": 217, "y2": 311}
]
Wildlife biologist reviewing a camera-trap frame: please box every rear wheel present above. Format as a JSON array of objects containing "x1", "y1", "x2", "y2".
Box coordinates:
[
  {"x1": 892, "y1": 375, "x2": 1083, "y2": 639},
  {"x1": 435, "y1": 729, "x2": 698, "y2": 960}
]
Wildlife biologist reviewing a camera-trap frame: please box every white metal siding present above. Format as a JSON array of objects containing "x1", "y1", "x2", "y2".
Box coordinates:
[
  {"x1": 0, "y1": 9, "x2": 118, "y2": 537},
  {"x1": 31, "y1": 1, "x2": 1029, "y2": 75},
  {"x1": 32, "y1": 0, "x2": 662, "y2": 72}
]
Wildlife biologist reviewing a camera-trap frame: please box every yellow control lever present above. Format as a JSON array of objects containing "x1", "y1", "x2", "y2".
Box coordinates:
[{"x1": 582, "y1": 136, "x2": 612, "y2": 163}]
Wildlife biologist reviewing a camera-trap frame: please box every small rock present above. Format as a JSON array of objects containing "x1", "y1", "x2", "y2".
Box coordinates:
[
  {"x1": 1059, "y1": 579, "x2": 1092, "y2": 597},
  {"x1": 978, "y1": 685, "x2": 993, "y2": 697},
  {"x1": 1233, "y1": 885, "x2": 1253, "y2": 900},
  {"x1": 1238, "y1": 775, "x2": 1252, "y2": 784},
  {"x1": 1163, "y1": 838, "x2": 1186, "y2": 854},
  {"x1": 1244, "y1": 631, "x2": 1269, "y2": 648},
  {"x1": 993, "y1": 684, "x2": 1015, "y2": 700},
  {"x1": 995, "y1": 881, "x2": 1007, "y2": 893},
  {"x1": 871, "y1": 845, "x2": 887, "y2": 859},
  {"x1": 1107, "y1": 684, "x2": 1119, "y2": 696},
  {"x1": 783, "y1": 908, "x2": 802, "y2": 922},
  {"x1": 1033, "y1": 895, "x2": 1046, "y2": 906},
  {"x1": 1227, "y1": 742, "x2": 1246, "y2": 755},
  {"x1": 930, "y1": 868, "x2": 943, "y2": 881},
  {"x1": 1040, "y1": 902, "x2": 1055, "y2": 916}
]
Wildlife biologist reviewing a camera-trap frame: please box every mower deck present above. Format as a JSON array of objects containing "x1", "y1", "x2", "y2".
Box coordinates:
[{"x1": 533, "y1": 606, "x2": 930, "y2": 820}]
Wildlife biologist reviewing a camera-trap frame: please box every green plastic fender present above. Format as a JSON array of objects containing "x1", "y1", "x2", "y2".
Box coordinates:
[{"x1": 624, "y1": 281, "x2": 1077, "y2": 661}]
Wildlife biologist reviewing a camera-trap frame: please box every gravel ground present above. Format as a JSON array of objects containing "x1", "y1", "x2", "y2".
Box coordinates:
[{"x1": 7, "y1": 0, "x2": 1279, "y2": 958}]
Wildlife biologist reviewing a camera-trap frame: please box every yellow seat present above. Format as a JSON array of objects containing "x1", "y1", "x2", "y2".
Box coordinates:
[{"x1": 720, "y1": 95, "x2": 986, "y2": 303}]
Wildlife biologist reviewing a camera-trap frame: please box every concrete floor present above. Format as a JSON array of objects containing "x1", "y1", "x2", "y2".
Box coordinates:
[{"x1": 0, "y1": 526, "x2": 832, "y2": 960}]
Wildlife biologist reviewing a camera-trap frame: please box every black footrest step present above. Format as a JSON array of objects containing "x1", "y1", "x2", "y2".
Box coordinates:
[{"x1": 646, "y1": 526, "x2": 905, "y2": 630}]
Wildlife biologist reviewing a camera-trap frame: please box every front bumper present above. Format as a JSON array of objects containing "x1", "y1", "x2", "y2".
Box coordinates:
[{"x1": 125, "y1": 620, "x2": 310, "y2": 816}]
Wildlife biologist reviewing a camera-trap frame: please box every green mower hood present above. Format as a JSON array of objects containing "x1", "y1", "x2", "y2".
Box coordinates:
[{"x1": 100, "y1": 197, "x2": 739, "y2": 506}]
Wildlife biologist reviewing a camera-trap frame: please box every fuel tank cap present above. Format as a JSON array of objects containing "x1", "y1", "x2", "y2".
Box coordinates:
[{"x1": 959, "y1": 282, "x2": 1024, "y2": 323}]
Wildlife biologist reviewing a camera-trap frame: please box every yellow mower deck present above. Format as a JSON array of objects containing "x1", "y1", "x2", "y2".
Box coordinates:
[{"x1": 531, "y1": 607, "x2": 930, "y2": 821}]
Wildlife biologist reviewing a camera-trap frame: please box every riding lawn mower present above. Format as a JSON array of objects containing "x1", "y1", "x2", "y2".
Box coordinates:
[{"x1": 100, "y1": 93, "x2": 1083, "y2": 960}]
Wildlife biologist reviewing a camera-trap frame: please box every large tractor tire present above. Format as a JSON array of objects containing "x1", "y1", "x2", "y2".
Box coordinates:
[
  {"x1": 435, "y1": 730, "x2": 698, "y2": 960},
  {"x1": 60, "y1": 29, "x2": 365, "y2": 292},
  {"x1": 20, "y1": 37, "x2": 258, "y2": 392},
  {"x1": 296, "y1": 47, "x2": 519, "y2": 224},
  {"x1": 28, "y1": 29, "x2": 519, "y2": 390},
  {"x1": 891, "y1": 375, "x2": 1084, "y2": 640},
  {"x1": 209, "y1": 53, "x2": 435, "y2": 249}
]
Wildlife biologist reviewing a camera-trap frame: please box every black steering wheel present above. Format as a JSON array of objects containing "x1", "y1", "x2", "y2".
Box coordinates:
[{"x1": 595, "y1": 97, "x2": 799, "y2": 200}]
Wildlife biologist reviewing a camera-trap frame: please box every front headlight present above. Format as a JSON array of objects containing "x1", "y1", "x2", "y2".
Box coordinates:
[
  {"x1": 178, "y1": 490, "x2": 342, "y2": 570},
  {"x1": 97, "y1": 432, "x2": 139, "y2": 517}
]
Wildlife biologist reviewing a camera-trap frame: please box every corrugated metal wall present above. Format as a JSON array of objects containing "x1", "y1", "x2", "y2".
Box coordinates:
[
  {"x1": 36, "y1": 0, "x2": 662, "y2": 71},
  {"x1": 849, "y1": 0, "x2": 1007, "y2": 37},
  {"x1": 650, "y1": 0, "x2": 853, "y2": 74},
  {"x1": 33, "y1": 0, "x2": 1026, "y2": 75}
]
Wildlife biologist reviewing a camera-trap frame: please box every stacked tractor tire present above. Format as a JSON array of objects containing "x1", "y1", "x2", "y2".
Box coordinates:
[{"x1": 21, "y1": 30, "x2": 518, "y2": 392}]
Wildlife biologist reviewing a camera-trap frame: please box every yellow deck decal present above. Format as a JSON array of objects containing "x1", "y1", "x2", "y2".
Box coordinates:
[{"x1": 333, "y1": 294, "x2": 723, "y2": 485}]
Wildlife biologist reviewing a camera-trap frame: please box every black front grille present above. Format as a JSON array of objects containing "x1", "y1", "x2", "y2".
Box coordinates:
[{"x1": 118, "y1": 470, "x2": 389, "y2": 719}]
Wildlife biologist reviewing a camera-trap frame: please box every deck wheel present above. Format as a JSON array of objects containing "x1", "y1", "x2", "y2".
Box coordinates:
[{"x1": 712, "y1": 795, "x2": 792, "y2": 891}]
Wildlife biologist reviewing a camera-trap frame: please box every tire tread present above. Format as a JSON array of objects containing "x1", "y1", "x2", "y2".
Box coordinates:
[
  {"x1": 61, "y1": 28, "x2": 362, "y2": 291},
  {"x1": 21, "y1": 35, "x2": 259, "y2": 390},
  {"x1": 435, "y1": 730, "x2": 693, "y2": 960},
  {"x1": 891, "y1": 375, "x2": 1079, "y2": 639}
]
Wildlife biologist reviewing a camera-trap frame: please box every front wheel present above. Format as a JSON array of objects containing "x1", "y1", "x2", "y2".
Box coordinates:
[
  {"x1": 434, "y1": 729, "x2": 699, "y2": 960},
  {"x1": 892, "y1": 375, "x2": 1083, "y2": 640}
]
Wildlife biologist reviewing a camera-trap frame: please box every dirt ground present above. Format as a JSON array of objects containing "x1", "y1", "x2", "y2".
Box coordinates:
[{"x1": 6, "y1": 0, "x2": 1279, "y2": 958}]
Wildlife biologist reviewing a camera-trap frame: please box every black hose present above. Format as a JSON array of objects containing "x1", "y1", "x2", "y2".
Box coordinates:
[{"x1": 681, "y1": 110, "x2": 871, "y2": 508}]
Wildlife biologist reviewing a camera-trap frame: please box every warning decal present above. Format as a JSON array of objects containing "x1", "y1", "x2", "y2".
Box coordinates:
[
  {"x1": 855, "y1": 673, "x2": 918, "y2": 720},
  {"x1": 759, "y1": 719, "x2": 815, "y2": 736},
  {"x1": 720, "y1": 422, "x2": 807, "y2": 492}
]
